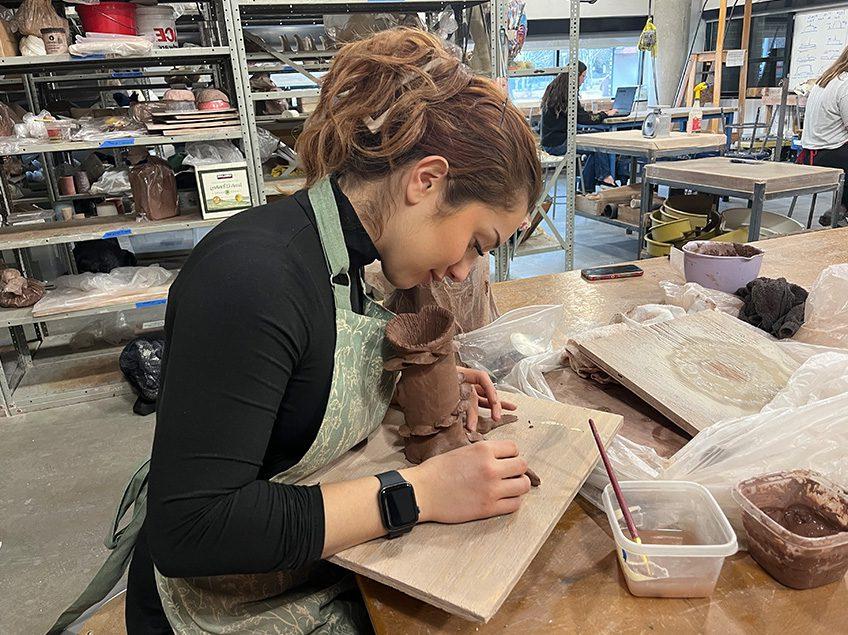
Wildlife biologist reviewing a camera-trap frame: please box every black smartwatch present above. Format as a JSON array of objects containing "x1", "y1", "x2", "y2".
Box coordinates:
[{"x1": 375, "y1": 470, "x2": 419, "y2": 538}]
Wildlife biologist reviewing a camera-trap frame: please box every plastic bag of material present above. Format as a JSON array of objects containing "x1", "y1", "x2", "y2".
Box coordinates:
[
  {"x1": 583, "y1": 351, "x2": 848, "y2": 545},
  {"x1": 22, "y1": 110, "x2": 54, "y2": 140},
  {"x1": 130, "y1": 157, "x2": 178, "y2": 220},
  {"x1": 256, "y1": 127, "x2": 281, "y2": 164},
  {"x1": 11, "y1": 0, "x2": 67, "y2": 37},
  {"x1": 0, "y1": 102, "x2": 17, "y2": 137},
  {"x1": 120, "y1": 336, "x2": 165, "y2": 416},
  {"x1": 73, "y1": 238, "x2": 137, "y2": 274},
  {"x1": 250, "y1": 73, "x2": 288, "y2": 115},
  {"x1": 183, "y1": 140, "x2": 244, "y2": 167},
  {"x1": 365, "y1": 257, "x2": 498, "y2": 334},
  {"x1": 457, "y1": 304, "x2": 562, "y2": 382},
  {"x1": 89, "y1": 167, "x2": 131, "y2": 195},
  {"x1": 660, "y1": 280, "x2": 744, "y2": 316},
  {"x1": 70, "y1": 311, "x2": 134, "y2": 349},
  {"x1": 19, "y1": 33, "x2": 44, "y2": 56},
  {"x1": 73, "y1": 116, "x2": 143, "y2": 141},
  {"x1": 69, "y1": 33, "x2": 154, "y2": 58},
  {"x1": 794, "y1": 264, "x2": 848, "y2": 349},
  {"x1": 32, "y1": 266, "x2": 173, "y2": 315},
  {"x1": 0, "y1": 19, "x2": 17, "y2": 57}
]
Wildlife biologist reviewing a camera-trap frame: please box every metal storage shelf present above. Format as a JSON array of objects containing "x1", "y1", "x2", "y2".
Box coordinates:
[
  {"x1": 0, "y1": 47, "x2": 232, "y2": 73},
  {"x1": 0, "y1": 213, "x2": 221, "y2": 250},
  {"x1": 3, "y1": 130, "x2": 242, "y2": 157},
  {"x1": 0, "y1": 290, "x2": 170, "y2": 328}
]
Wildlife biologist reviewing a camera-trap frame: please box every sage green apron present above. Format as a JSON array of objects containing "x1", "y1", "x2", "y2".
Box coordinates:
[{"x1": 49, "y1": 177, "x2": 397, "y2": 634}]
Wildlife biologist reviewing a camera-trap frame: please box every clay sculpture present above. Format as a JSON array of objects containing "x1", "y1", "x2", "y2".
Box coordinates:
[
  {"x1": 385, "y1": 305, "x2": 540, "y2": 486},
  {"x1": 0, "y1": 267, "x2": 44, "y2": 308}
]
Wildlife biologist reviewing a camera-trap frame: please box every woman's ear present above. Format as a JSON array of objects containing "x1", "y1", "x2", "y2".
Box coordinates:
[{"x1": 405, "y1": 156, "x2": 450, "y2": 205}]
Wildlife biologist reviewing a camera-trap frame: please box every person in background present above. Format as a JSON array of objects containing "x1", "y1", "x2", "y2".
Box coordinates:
[
  {"x1": 540, "y1": 61, "x2": 619, "y2": 191},
  {"x1": 800, "y1": 46, "x2": 848, "y2": 226}
]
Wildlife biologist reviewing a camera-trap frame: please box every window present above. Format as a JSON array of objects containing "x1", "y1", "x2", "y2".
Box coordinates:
[
  {"x1": 508, "y1": 42, "x2": 652, "y2": 102},
  {"x1": 705, "y1": 15, "x2": 791, "y2": 97}
]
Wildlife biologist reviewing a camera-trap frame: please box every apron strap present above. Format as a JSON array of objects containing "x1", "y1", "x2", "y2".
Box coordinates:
[
  {"x1": 308, "y1": 177, "x2": 353, "y2": 313},
  {"x1": 47, "y1": 460, "x2": 150, "y2": 635}
]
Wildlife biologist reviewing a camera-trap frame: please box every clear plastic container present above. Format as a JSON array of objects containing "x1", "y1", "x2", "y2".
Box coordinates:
[
  {"x1": 602, "y1": 480, "x2": 738, "y2": 598},
  {"x1": 732, "y1": 470, "x2": 848, "y2": 589}
]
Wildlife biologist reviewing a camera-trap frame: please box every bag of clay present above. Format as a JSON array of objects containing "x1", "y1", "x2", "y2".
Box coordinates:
[
  {"x1": 793, "y1": 264, "x2": 848, "y2": 349},
  {"x1": 0, "y1": 17, "x2": 18, "y2": 57},
  {"x1": 70, "y1": 311, "x2": 135, "y2": 349},
  {"x1": 11, "y1": 0, "x2": 67, "y2": 37},
  {"x1": 0, "y1": 102, "x2": 18, "y2": 137},
  {"x1": 457, "y1": 304, "x2": 562, "y2": 382},
  {"x1": 130, "y1": 157, "x2": 178, "y2": 220},
  {"x1": 120, "y1": 336, "x2": 165, "y2": 416},
  {"x1": 0, "y1": 267, "x2": 45, "y2": 307},
  {"x1": 250, "y1": 73, "x2": 288, "y2": 115}
]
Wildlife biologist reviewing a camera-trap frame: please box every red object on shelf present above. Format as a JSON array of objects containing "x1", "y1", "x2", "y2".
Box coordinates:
[{"x1": 77, "y1": 2, "x2": 137, "y2": 36}]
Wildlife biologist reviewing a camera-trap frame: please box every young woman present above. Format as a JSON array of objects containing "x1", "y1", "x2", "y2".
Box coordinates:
[
  {"x1": 540, "y1": 61, "x2": 619, "y2": 190},
  {"x1": 800, "y1": 47, "x2": 848, "y2": 226},
  {"x1": 51, "y1": 27, "x2": 543, "y2": 635}
]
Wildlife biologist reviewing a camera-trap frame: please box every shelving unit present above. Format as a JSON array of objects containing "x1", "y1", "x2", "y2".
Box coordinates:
[
  {"x1": 228, "y1": 0, "x2": 497, "y2": 204},
  {"x1": 0, "y1": 0, "x2": 256, "y2": 415}
]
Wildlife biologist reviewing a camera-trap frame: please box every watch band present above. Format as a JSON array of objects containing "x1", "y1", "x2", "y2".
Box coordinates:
[{"x1": 376, "y1": 470, "x2": 406, "y2": 490}]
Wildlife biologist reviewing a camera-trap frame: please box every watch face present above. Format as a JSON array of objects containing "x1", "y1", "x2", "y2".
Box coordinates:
[{"x1": 383, "y1": 482, "x2": 418, "y2": 528}]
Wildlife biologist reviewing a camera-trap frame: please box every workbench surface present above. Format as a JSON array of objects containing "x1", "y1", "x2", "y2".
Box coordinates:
[
  {"x1": 360, "y1": 228, "x2": 848, "y2": 634},
  {"x1": 575, "y1": 130, "x2": 727, "y2": 155},
  {"x1": 644, "y1": 156, "x2": 841, "y2": 196}
]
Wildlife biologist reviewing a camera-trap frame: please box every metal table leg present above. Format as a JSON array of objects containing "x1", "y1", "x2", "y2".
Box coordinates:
[
  {"x1": 748, "y1": 182, "x2": 766, "y2": 242},
  {"x1": 638, "y1": 177, "x2": 653, "y2": 258},
  {"x1": 832, "y1": 174, "x2": 845, "y2": 228},
  {"x1": 806, "y1": 193, "x2": 818, "y2": 230},
  {"x1": 629, "y1": 157, "x2": 638, "y2": 185}
]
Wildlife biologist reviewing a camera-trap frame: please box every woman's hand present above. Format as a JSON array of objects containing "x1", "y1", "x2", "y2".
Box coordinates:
[
  {"x1": 457, "y1": 367, "x2": 517, "y2": 432},
  {"x1": 401, "y1": 440, "x2": 531, "y2": 524}
]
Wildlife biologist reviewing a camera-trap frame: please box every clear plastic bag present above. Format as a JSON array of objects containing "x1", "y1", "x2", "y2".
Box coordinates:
[
  {"x1": 367, "y1": 257, "x2": 498, "y2": 334},
  {"x1": 660, "y1": 280, "x2": 744, "y2": 316},
  {"x1": 794, "y1": 264, "x2": 848, "y2": 349},
  {"x1": 457, "y1": 304, "x2": 562, "y2": 382},
  {"x1": 11, "y1": 0, "x2": 67, "y2": 37},
  {"x1": 70, "y1": 312, "x2": 135, "y2": 349},
  {"x1": 183, "y1": 140, "x2": 244, "y2": 167},
  {"x1": 72, "y1": 116, "x2": 143, "y2": 141},
  {"x1": 89, "y1": 167, "x2": 131, "y2": 195},
  {"x1": 256, "y1": 127, "x2": 282, "y2": 164},
  {"x1": 33, "y1": 266, "x2": 174, "y2": 315},
  {"x1": 22, "y1": 110, "x2": 54, "y2": 140},
  {"x1": 69, "y1": 33, "x2": 154, "y2": 58},
  {"x1": 584, "y1": 351, "x2": 848, "y2": 546}
]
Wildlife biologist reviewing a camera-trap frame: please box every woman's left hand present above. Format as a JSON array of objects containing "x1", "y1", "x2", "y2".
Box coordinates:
[{"x1": 457, "y1": 367, "x2": 517, "y2": 432}]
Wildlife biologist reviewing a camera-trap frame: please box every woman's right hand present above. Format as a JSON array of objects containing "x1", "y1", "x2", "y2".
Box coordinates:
[{"x1": 400, "y1": 440, "x2": 531, "y2": 524}]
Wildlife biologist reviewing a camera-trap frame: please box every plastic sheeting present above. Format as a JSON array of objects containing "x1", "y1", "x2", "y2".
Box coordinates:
[
  {"x1": 68, "y1": 33, "x2": 154, "y2": 58},
  {"x1": 183, "y1": 140, "x2": 244, "y2": 167},
  {"x1": 89, "y1": 167, "x2": 131, "y2": 195},
  {"x1": 795, "y1": 264, "x2": 848, "y2": 349}
]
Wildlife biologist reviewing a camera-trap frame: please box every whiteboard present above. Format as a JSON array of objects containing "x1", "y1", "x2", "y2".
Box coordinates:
[{"x1": 790, "y1": 7, "x2": 848, "y2": 88}]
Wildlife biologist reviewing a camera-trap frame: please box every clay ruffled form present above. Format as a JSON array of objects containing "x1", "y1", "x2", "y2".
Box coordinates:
[{"x1": 385, "y1": 305, "x2": 540, "y2": 486}]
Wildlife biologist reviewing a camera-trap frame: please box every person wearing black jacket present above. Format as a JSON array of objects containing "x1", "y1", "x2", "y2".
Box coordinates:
[{"x1": 540, "y1": 61, "x2": 619, "y2": 190}]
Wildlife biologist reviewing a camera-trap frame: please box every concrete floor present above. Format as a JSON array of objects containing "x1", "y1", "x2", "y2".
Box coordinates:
[
  {"x1": 0, "y1": 186, "x2": 838, "y2": 633},
  {"x1": 0, "y1": 395, "x2": 154, "y2": 634}
]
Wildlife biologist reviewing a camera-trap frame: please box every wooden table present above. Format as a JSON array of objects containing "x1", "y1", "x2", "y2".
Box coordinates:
[
  {"x1": 360, "y1": 228, "x2": 848, "y2": 634},
  {"x1": 641, "y1": 157, "x2": 844, "y2": 248}
]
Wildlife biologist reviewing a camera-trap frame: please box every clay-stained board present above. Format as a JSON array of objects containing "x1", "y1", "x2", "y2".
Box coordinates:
[
  {"x1": 576, "y1": 130, "x2": 727, "y2": 154},
  {"x1": 575, "y1": 310, "x2": 800, "y2": 436},
  {"x1": 298, "y1": 391, "x2": 622, "y2": 622}
]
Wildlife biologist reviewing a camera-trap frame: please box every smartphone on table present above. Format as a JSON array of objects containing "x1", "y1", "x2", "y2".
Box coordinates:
[{"x1": 581, "y1": 264, "x2": 644, "y2": 281}]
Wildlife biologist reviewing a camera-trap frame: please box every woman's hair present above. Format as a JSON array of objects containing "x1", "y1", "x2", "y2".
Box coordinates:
[
  {"x1": 541, "y1": 61, "x2": 587, "y2": 117},
  {"x1": 296, "y1": 28, "x2": 542, "y2": 225},
  {"x1": 818, "y1": 46, "x2": 848, "y2": 88}
]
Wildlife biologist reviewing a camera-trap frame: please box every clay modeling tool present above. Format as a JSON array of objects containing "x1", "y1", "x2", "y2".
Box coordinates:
[{"x1": 589, "y1": 418, "x2": 652, "y2": 574}]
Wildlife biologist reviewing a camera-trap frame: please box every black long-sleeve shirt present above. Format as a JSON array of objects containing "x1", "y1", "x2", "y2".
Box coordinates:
[
  {"x1": 540, "y1": 99, "x2": 608, "y2": 149},
  {"x1": 126, "y1": 179, "x2": 378, "y2": 629}
]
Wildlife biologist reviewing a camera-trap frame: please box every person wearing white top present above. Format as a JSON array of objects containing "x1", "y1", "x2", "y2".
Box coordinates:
[{"x1": 801, "y1": 47, "x2": 848, "y2": 226}]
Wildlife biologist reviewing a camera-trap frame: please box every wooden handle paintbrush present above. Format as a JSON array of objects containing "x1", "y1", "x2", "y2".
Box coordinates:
[{"x1": 588, "y1": 418, "x2": 652, "y2": 573}]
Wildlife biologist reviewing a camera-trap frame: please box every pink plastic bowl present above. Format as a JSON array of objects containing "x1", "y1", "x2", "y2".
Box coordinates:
[{"x1": 682, "y1": 240, "x2": 764, "y2": 294}]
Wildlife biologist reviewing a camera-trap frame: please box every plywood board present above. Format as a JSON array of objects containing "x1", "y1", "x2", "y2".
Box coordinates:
[
  {"x1": 575, "y1": 310, "x2": 800, "y2": 436},
  {"x1": 298, "y1": 391, "x2": 622, "y2": 622},
  {"x1": 166, "y1": 125, "x2": 240, "y2": 136},
  {"x1": 576, "y1": 130, "x2": 727, "y2": 154},
  {"x1": 645, "y1": 156, "x2": 841, "y2": 196},
  {"x1": 147, "y1": 120, "x2": 238, "y2": 132}
]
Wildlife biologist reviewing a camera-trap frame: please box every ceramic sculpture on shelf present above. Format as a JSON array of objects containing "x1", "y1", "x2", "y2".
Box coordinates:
[{"x1": 384, "y1": 305, "x2": 540, "y2": 485}]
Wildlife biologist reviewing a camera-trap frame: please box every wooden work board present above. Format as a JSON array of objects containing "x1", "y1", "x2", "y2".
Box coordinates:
[
  {"x1": 575, "y1": 310, "x2": 800, "y2": 436},
  {"x1": 575, "y1": 130, "x2": 727, "y2": 153},
  {"x1": 644, "y1": 157, "x2": 841, "y2": 195},
  {"x1": 298, "y1": 391, "x2": 622, "y2": 622}
]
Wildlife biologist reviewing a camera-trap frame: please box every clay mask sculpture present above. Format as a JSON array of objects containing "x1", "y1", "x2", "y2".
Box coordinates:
[{"x1": 385, "y1": 305, "x2": 539, "y2": 485}]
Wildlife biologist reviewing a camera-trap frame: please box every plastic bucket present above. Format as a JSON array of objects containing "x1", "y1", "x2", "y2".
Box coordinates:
[
  {"x1": 78, "y1": 2, "x2": 137, "y2": 36},
  {"x1": 682, "y1": 240, "x2": 764, "y2": 293},
  {"x1": 136, "y1": 6, "x2": 178, "y2": 49}
]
